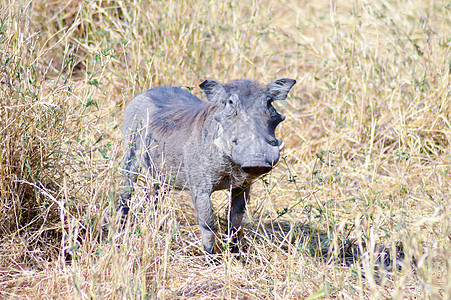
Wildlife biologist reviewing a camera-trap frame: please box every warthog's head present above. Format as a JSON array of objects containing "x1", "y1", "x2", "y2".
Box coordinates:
[{"x1": 200, "y1": 78, "x2": 296, "y2": 176}]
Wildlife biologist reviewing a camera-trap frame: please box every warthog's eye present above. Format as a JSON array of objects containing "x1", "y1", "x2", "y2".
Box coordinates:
[
  {"x1": 227, "y1": 94, "x2": 238, "y2": 106},
  {"x1": 223, "y1": 95, "x2": 238, "y2": 118}
]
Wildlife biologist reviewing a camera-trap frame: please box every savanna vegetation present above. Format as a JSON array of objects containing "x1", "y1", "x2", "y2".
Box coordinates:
[{"x1": 0, "y1": 0, "x2": 450, "y2": 298}]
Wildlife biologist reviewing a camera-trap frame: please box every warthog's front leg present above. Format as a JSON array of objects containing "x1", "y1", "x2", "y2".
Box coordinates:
[
  {"x1": 226, "y1": 187, "x2": 249, "y2": 251},
  {"x1": 193, "y1": 191, "x2": 217, "y2": 254}
]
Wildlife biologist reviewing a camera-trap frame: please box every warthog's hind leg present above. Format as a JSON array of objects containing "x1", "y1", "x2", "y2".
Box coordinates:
[{"x1": 119, "y1": 143, "x2": 141, "y2": 226}]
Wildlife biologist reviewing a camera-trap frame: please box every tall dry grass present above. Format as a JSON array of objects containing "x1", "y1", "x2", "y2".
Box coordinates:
[{"x1": 0, "y1": 0, "x2": 450, "y2": 299}]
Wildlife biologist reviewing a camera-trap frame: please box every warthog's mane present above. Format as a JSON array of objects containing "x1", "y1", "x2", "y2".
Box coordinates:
[{"x1": 146, "y1": 86, "x2": 219, "y2": 138}]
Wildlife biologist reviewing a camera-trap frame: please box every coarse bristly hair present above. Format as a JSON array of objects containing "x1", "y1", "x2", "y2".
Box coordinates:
[{"x1": 146, "y1": 86, "x2": 220, "y2": 138}]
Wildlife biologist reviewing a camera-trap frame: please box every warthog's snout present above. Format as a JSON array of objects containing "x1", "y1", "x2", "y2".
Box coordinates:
[{"x1": 241, "y1": 139, "x2": 285, "y2": 175}]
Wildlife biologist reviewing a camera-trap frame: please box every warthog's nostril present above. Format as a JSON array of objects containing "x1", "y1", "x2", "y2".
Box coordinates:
[{"x1": 268, "y1": 139, "x2": 278, "y2": 147}]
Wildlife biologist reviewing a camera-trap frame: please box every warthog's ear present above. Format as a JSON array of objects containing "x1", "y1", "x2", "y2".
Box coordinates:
[
  {"x1": 200, "y1": 79, "x2": 227, "y2": 102},
  {"x1": 266, "y1": 78, "x2": 296, "y2": 101}
]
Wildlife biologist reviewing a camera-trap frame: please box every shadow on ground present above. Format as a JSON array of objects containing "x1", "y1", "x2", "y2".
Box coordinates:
[{"x1": 236, "y1": 220, "x2": 405, "y2": 275}]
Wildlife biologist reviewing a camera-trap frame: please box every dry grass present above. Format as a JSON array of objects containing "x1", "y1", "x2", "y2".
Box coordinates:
[{"x1": 0, "y1": 0, "x2": 450, "y2": 298}]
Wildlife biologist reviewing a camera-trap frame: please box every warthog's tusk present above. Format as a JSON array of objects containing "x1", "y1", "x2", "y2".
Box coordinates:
[{"x1": 279, "y1": 140, "x2": 285, "y2": 151}]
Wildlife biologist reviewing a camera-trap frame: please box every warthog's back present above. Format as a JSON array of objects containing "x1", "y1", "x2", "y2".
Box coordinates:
[{"x1": 122, "y1": 86, "x2": 214, "y2": 146}]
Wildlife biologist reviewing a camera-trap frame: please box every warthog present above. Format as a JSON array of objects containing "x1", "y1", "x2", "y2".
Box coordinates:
[{"x1": 120, "y1": 78, "x2": 296, "y2": 253}]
